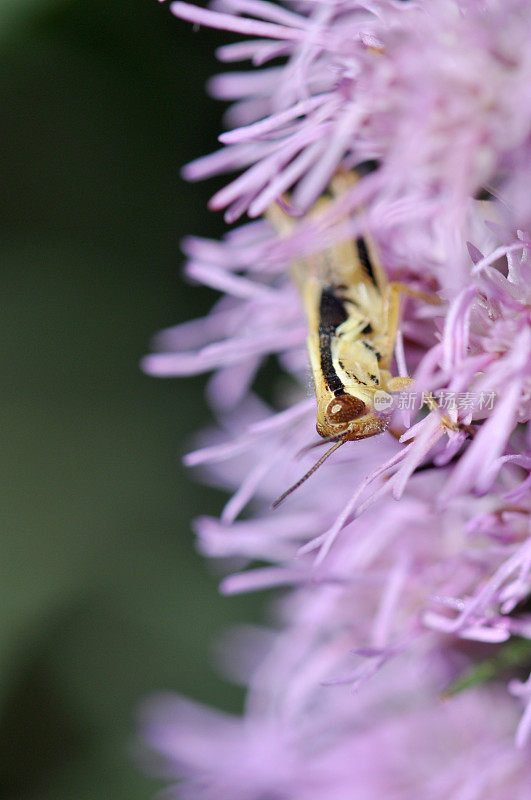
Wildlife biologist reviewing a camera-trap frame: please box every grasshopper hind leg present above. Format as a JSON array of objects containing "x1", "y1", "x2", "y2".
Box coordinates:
[{"x1": 386, "y1": 376, "x2": 414, "y2": 392}]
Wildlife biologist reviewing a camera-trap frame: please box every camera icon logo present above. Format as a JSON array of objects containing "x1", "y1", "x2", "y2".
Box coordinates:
[{"x1": 373, "y1": 390, "x2": 394, "y2": 413}]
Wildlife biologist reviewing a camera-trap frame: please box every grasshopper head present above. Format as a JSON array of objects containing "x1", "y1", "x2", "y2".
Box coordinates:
[{"x1": 317, "y1": 393, "x2": 388, "y2": 440}]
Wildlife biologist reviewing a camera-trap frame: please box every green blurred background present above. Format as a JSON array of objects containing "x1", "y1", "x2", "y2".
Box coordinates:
[{"x1": 0, "y1": 2, "x2": 260, "y2": 796}]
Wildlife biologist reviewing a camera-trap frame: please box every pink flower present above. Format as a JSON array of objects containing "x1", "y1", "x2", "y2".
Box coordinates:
[
  {"x1": 141, "y1": 660, "x2": 531, "y2": 799},
  {"x1": 174, "y1": 0, "x2": 531, "y2": 231},
  {"x1": 142, "y1": 0, "x2": 531, "y2": 796}
]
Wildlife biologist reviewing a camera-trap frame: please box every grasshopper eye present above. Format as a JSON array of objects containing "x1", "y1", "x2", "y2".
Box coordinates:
[{"x1": 327, "y1": 395, "x2": 367, "y2": 423}]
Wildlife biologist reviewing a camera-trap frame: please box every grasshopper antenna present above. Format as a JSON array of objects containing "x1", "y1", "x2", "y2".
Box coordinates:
[
  {"x1": 296, "y1": 433, "x2": 345, "y2": 459},
  {"x1": 272, "y1": 437, "x2": 347, "y2": 510}
]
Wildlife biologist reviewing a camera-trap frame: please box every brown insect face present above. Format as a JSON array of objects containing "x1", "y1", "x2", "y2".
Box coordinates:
[
  {"x1": 316, "y1": 394, "x2": 387, "y2": 440},
  {"x1": 327, "y1": 395, "x2": 366, "y2": 424}
]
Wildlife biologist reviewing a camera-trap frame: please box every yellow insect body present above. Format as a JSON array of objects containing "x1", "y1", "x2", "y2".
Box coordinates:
[{"x1": 269, "y1": 175, "x2": 409, "y2": 447}]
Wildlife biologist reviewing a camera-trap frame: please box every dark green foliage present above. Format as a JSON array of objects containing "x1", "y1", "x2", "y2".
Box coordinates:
[{"x1": 0, "y1": 2, "x2": 260, "y2": 797}]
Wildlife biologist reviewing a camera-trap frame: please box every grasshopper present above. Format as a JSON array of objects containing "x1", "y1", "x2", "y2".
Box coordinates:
[{"x1": 269, "y1": 173, "x2": 440, "y2": 507}]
